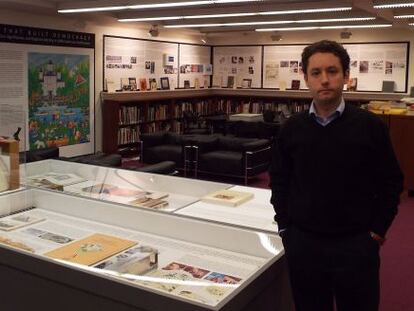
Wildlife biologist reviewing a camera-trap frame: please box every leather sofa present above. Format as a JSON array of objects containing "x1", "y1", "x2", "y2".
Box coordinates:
[{"x1": 141, "y1": 121, "x2": 279, "y2": 184}]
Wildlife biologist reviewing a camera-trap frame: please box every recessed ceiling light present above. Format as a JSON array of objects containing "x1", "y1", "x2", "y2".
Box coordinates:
[
  {"x1": 260, "y1": 7, "x2": 352, "y2": 15},
  {"x1": 58, "y1": 0, "x2": 262, "y2": 13},
  {"x1": 256, "y1": 24, "x2": 392, "y2": 31},
  {"x1": 163, "y1": 17, "x2": 376, "y2": 28},
  {"x1": 394, "y1": 14, "x2": 414, "y2": 18},
  {"x1": 119, "y1": 6, "x2": 353, "y2": 22},
  {"x1": 374, "y1": 2, "x2": 414, "y2": 9}
]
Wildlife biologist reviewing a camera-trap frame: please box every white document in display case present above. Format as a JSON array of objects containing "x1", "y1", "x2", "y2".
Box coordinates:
[
  {"x1": 23, "y1": 159, "x2": 233, "y2": 213},
  {"x1": 178, "y1": 185, "x2": 277, "y2": 233},
  {"x1": 0, "y1": 188, "x2": 292, "y2": 311}
]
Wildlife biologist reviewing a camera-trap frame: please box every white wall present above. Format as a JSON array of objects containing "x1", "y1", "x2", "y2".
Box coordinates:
[
  {"x1": 209, "y1": 27, "x2": 414, "y2": 92},
  {"x1": 0, "y1": 9, "x2": 202, "y2": 152},
  {"x1": 1, "y1": 8, "x2": 413, "y2": 151}
]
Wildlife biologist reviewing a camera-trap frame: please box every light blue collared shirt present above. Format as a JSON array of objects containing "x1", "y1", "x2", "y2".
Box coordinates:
[{"x1": 309, "y1": 98, "x2": 345, "y2": 126}]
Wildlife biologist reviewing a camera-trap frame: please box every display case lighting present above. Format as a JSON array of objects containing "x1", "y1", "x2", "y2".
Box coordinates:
[{"x1": 374, "y1": 2, "x2": 414, "y2": 9}]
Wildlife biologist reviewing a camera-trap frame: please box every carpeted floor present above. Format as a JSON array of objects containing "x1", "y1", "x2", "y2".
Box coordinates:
[{"x1": 123, "y1": 159, "x2": 414, "y2": 310}]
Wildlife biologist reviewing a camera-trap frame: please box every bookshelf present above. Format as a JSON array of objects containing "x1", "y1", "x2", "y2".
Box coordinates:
[{"x1": 101, "y1": 89, "x2": 413, "y2": 192}]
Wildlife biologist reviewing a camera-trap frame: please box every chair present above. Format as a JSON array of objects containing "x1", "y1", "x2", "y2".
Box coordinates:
[{"x1": 182, "y1": 110, "x2": 210, "y2": 135}]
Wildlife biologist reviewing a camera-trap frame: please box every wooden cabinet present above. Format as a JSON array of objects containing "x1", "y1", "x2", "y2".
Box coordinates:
[{"x1": 389, "y1": 115, "x2": 414, "y2": 192}]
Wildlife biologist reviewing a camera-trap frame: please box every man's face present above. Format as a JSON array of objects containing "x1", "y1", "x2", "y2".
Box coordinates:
[{"x1": 304, "y1": 52, "x2": 349, "y2": 105}]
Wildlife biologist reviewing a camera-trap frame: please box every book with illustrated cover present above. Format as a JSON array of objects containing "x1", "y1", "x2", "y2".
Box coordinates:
[
  {"x1": 0, "y1": 214, "x2": 45, "y2": 231},
  {"x1": 129, "y1": 192, "x2": 169, "y2": 209},
  {"x1": 94, "y1": 245, "x2": 158, "y2": 275},
  {"x1": 45, "y1": 233, "x2": 137, "y2": 266},
  {"x1": 201, "y1": 190, "x2": 254, "y2": 207},
  {"x1": 27, "y1": 173, "x2": 86, "y2": 187}
]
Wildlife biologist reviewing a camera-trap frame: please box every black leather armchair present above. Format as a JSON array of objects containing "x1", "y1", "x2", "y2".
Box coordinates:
[{"x1": 193, "y1": 135, "x2": 271, "y2": 184}]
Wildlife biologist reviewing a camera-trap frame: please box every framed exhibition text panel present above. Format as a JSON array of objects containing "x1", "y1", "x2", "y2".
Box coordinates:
[
  {"x1": 212, "y1": 46, "x2": 262, "y2": 89},
  {"x1": 262, "y1": 42, "x2": 409, "y2": 93},
  {"x1": 0, "y1": 24, "x2": 95, "y2": 157},
  {"x1": 104, "y1": 36, "x2": 180, "y2": 91}
]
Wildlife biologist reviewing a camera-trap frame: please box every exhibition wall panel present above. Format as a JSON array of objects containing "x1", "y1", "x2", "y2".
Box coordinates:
[{"x1": 0, "y1": 24, "x2": 95, "y2": 157}]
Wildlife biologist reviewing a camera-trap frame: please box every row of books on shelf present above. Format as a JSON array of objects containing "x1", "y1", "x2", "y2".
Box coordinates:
[
  {"x1": 147, "y1": 105, "x2": 168, "y2": 121},
  {"x1": 142, "y1": 121, "x2": 182, "y2": 133},
  {"x1": 119, "y1": 106, "x2": 143, "y2": 125},
  {"x1": 118, "y1": 127, "x2": 140, "y2": 145},
  {"x1": 116, "y1": 99, "x2": 313, "y2": 127}
]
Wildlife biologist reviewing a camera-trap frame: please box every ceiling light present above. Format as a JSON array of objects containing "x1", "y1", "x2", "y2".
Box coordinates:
[
  {"x1": 320, "y1": 24, "x2": 392, "y2": 29},
  {"x1": 119, "y1": 13, "x2": 257, "y2": 22},
  {"x1": 394, "y1": 14, "x2": 414, "y2": 18},
  {"x1": 256, "y1": 24, "x2": 392, "y2": 31},
  {"x1": 256, "y1": 26, "x2": 319, "y2": 32},
  {"x1": 260, "y1": 7, "x2": 352, "y2": 15},
  {"x1": 118, "y1": 6, "x2": 352, "y2": 22},
  {"x1": 58, "y1": 0, "x2": 261, "y2": 13},
  {"x1": 163, "y1": 17, "x2": 376, "y2": 28},
  {"x1": 374, "y1": 2, "x2": 414, "y2": 9}
]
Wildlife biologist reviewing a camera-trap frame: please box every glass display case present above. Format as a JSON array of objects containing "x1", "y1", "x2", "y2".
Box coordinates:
[
  {"x1": 0, "y1": 159, "x2": 291, "y2": 310},
  {"x1": 0, "y1": 187, "x2": 292, "y2": 310}
]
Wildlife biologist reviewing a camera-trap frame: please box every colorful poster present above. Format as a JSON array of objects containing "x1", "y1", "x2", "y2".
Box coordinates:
[{"x1": 28, "y1": 53, "x2": 90, "y2": 150}]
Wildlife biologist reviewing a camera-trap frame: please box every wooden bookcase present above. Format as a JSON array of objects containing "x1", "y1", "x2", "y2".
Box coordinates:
[{"x1": 101, "y1": 89, "x2": 414, "y2": 192}]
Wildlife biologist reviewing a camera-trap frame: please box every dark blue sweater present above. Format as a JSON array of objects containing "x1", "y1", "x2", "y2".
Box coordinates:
[{"x1": 270, "y1": 104, "x2": 403, "y2": 237}]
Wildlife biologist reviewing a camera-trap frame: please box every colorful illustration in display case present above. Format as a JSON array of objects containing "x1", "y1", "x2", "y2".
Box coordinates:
[{"x1": 28, "y1": 53, "x2": 90, "y2": 150}]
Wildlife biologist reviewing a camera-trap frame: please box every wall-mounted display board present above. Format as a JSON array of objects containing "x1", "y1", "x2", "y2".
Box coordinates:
[
  {"x1": 178, "y1": 44, "x2": 212, "y2": 89},
  {"x1": 263, "y1": 45, "x2": 307, "y2": 90},
  {"x1": 263, "y1": 42, "x2": 409, "y2": 93},
  {"x1": 345, "y1": 43, "x2": 408, "y2": 92},
  {"x1": 0, "y1": 24, "x2": 95, "y2": 157},
  {"x1": 104, "y1": 36, "x2": 179, "y2": 92},
  {"x1": 212, "y1": 46, "x2": 262, "y2": 89}
]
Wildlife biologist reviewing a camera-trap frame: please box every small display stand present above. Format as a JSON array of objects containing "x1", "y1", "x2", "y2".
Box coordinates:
[{"x1": 0, "y1": 139, "x2": 19, "y2": 190}]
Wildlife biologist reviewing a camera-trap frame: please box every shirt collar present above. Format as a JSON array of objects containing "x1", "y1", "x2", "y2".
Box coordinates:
[{"x1": 309, "y1": 97, "x2": 345, "y2": 117}]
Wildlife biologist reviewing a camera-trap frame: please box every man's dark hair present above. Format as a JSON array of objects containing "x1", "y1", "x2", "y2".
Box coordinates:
[{"x1": 301, "y1": 40, "x2": 350, "y2": 76}]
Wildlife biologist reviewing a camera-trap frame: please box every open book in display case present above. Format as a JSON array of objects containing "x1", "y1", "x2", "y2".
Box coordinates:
[{"x1": 0, "y1": 160, "x2": 292, "y2": 311}]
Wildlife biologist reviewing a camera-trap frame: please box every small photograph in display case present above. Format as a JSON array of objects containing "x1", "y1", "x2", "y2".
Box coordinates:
[
  {"x1": 149, "y1": 78, "x2": 157, "y2": 90},
  {"x1": 241, "y1": 78, "x2": 252, "y2": 88},
  {"x1": 129, "y1": 77, "x2": 137, "y2": 91},
  {"x1": 121, "y1": 78, "x2": 131, "y2": 91},
  {"x1": 227, "y1": 76, "x2": 235, "y2": 88},
  {"x1": 183, "y1": 80, "x2": 191, "y2": 89},
  {"x1": 348, "y1": 77, "x2": 358, "y2": 91},
  {"x1": 291, "y1": 79, "x2": 300, "y2": 90},
  {"x1": 139, "y1": 78, "x2": 148, "y2": 91},
  {"x1": 160, "y1": 77, "x2": 170, "y2": 90},
  {"x1": 163, "y1": 54, "x2": 175, "y2": 66}
]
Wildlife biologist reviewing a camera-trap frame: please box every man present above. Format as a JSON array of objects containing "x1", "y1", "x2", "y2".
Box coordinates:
[{"x1": 270, "y1": 40, "x2": 403, "y2": 311}]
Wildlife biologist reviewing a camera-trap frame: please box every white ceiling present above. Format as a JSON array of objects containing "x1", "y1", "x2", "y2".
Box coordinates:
[{"x1": 1, "y1": 0, "x2": 414, "y2": 33}]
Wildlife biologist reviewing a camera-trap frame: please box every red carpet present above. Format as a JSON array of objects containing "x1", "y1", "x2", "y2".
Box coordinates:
[
  {"x1": 123, "y1": 159, "x2": 413, "y2": 310},
  {"x1": 380, "y1": 193, "x2": 414, "y2": 311}
]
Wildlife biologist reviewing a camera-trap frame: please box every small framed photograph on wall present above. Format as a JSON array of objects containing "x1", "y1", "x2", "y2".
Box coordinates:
[{"x1": 160, "y1": 77, "x2": 170, "y2": 90}]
